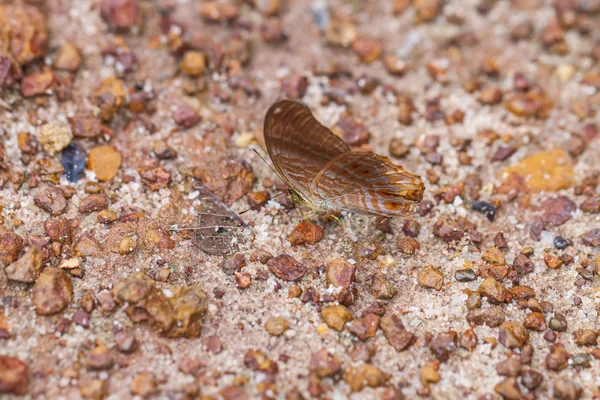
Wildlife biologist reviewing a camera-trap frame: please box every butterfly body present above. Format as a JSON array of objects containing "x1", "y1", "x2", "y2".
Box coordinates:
[{"x1": 264, "y1": 100, "x2": 424, "y2": 217}]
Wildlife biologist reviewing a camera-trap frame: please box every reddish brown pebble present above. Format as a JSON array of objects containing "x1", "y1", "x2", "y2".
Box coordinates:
[
  {"x1": 326, "y1": 259, "x2": 356, "y2": 305},
  {"x1": 235, "y1": 272, "x2": 252, "y2": 289},
  {"x1": 0, "y1": 356, "x2": 28, "y2": 395},
  {"x1": 428, "y1": 331, "x2": 458, "y2": 362},
  {"x1": 309, "y1": 348, "x2": 341, "y2": 378},
  {"x1": 79, "y1": 194, "x2": 109, "y2": 213},
  {"x1": 478, "y1": 277, "x2": 506, "y2": 304},
  {"x1": 21, "y1": 70, "x2": 54, "y2": 97},
  {"x1": 4, "y1": 247, "x2": 42, "y2": 283},
  {"x1": 288, "y1": 220, "x2": 323, "y2": 246},
  {"x1": 267, "y1": 254, "x2": 307, "y2": 281},
  {"x1": 460, "y1": 329, "x2": 478, "y2": 350},
  {"x1": 380, "y1": 315, "x2": 415, "y2": 352},
  {"x1": 220, "y1": 253, "x2": 246, "y2": 275},
  {"x1": 371, "y1": 272, "x2": 397, "y2": 300},
  {"x1": 397, "y1": 237, "x2": 420, "y2": 254},
  {"x1": 32, "y1": 267, "x2": 73, "y2": 315},
  {"x1": 138, "y1": 166, "x2": 171, "y2": 191},
  {"x1": 573, "y1": 329, "x2": 598, "y2": 346},
  {"x1": 499, "y1": 321, "x2": 529, "y2": 348},
  {"x1": 173, "y1": 105, "x2": 201, "y2": 127},
  {"x1": 494, "y1": 377, "x2": 521, "y2": 400},
  {"x1": 101, "y1": 0, "x2": 138, "y2": 31},
  {"x1": 199, "y1": 1, "x2": 239, "y2": 22},
  {"x1": 523, "y1": 312, "x2": 547, "y2": 331},
  {"x1": 546, "y1": 343, "x2": 569, "y2": 371},
  {"x1": 54, "y1": 42, "x2": 82, "y2": 71},
  {"x1": 347, "y1": 314, "x2": 379, "y2": 341}
]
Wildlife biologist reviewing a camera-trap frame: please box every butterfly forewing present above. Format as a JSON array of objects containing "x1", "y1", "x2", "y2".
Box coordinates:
[{"x1": 264, "y1": 100, "x2": 351, "y2": 200}]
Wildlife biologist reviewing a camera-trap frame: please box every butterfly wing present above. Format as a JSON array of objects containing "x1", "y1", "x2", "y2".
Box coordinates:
[
  {"x1": 264, "y1": 100, "x2": 351, "y2": 200},
  {"x1": 311, "y1": 152, "x2": 425, "y2": 216}
]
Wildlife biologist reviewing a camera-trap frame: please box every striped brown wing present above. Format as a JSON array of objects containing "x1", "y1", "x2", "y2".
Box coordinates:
[
  {"x1": 264, "y1": 100, "x2": 351, "y2": 200},
  {"x1": 310, "y1": 152, "x2": 425, "y2": 216}
]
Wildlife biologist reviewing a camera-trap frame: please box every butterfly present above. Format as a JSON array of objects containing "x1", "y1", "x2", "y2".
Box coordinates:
[{"x1": 263, "y1": 100, "x2": 425, "y2": 216}]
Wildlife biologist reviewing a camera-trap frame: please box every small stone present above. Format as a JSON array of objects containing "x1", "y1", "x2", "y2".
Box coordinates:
[
  {"x1": 21, "y1": 70, "x2": 54, "y2": 97},
  {"x1": 380, "y1": 315, "x2": 415, "y2": 352},
  {"x1": 573, "y1": 329, "x2": 598, "y2": 346},
  {"x1": 544, "y1": 253, "x2": 563, "y2": 269},
  {"x1": 180, "y1": 51, "x2": 205, "y2": 77},
  {"x1": 280, "y1": 74, "x2": 308, "y2": 99},
  {"x1": 523, "y1": 312, "x2": 546, "y2": 331},
  {"x1": 0, "y1": 356, "x2": 28, "y2": 395},
  {"x1": 309, "y1": 348, "x2": 341, "y2": 378},
  {"x1": 433, "y1": 216, "x2": 464, "y2": 242},
  {"x1": 79, "y1": 379, "x2": 106, "y2": 400},
  {"x1": 472, "y1": 200, "x2": 497, "y2": 221},
  {"x1": 553, "y1": 378, "x2": 582, "y2": 400},
  {"x1": 383, "y1": 55, "x2": 407, "y2": 76},
  {"x1": 554, "y1": 236, "x2": 568, "y2": 250},
  {"x1": 455, "y1": 268, "x2": 476, "y2": 282},
  {"x1": 78, "y1": 194, "x2": 109, "y2": 213},
  {"x1": 4, "y1": 247, "x2": 42, "y2": 283},
  {"x1": 88, "y1": 145, "x2": 121, "y2": 182},
  {"x1": 389, "y1": 138, "x2": 410, "y2": 158},
  {"x1": 326, "y1": 259, "x2": 356, "y2": 305},
  {"x1": 499, "y1": 321, "x2": 529, "y2": 348},
  {"x1": 420, "y1": 364, "x2": 440, "y2": 385},
  {"x1": 542, "y1": 196, "x2": 576, "y2": 226},
  {"x1": 250, "y1": 249, "x2": 272, "y2": 264},
  {"x1": 235, "y1": 272, "x2": 252, "y2": 289},
  {"x1": 343, "y1": 363, "x2": 390, "y2": 392},
  {"x1": 336, "y1": 116, "x2": 370, "y2": 146},
  {"x1": 460, "y1": 329, "x2": 478, "y2": 350},
  {"x1": 428, "y1": 331, "x2": 458, "y2": 362},
  {"x1": 520, "y1": 369, "x2": 543, "y2": 390},
  {"x1": 289, "y1": 221, "x2": 324, "y2": 246},
  {"x1": 549, "y1": 314, "x2": 568, "y2": 332},
  {"x1": 118, "y1": 237, "x2": 136, "y2": 255},
  {"x1": 321, "y1": 305, "x2": 353, "y2": 331},
  {"x1": 39, "y1": 124, "x2": 72, "y2": 154},
  {"x1": 397, "y1": 237, "x2": 420, "y2": 254},
  {"x1": 478, "y1": 87, "x2": 503, "y2": 104},
  {"x1": 415, "y1": 0, "x2": 439, "y2": 22},
  {"x1": 199, "y1": 2, "x2": 239, "y2": 22},
  {"x1": 265, "y1": 316, "x2": 289, "y2": 336},
  {"x1": 138, "y1": 166, "x2": 171, "y2": 191},
  {"x1": 34, "y1": 186, "x2": 68, "y2": 216},
  {"x1": 581, "y1": 228, "x2": 600, "y2": 247},
  {"x1": 201, "y1": 335, "x2": 223, "y2": 354},
  {"x1": 371, "y1": 272, "x2": 397, "y2": 300},
  {"x1": 61, "y1": 143, "x2": 87, "y2": 183},
  {"x1": 32, "y1": 267, "x2": 73, "y2": 315},
  {"x1": 97, "y1": 210, "x2": 117, "y2": 224},
  {"x1": 54, "y1": 42, "x2": 82, "y2": 71},
  {"x1": 101, "y1": 0, "x2": 138, "y2": 31},
  {"x1": 326, "y1": 20, "x2": 357, "y2": 47},
  {"x1": 130, "y1": 372, "x2": 157, "y2": 397},
  {"x1": 478, "y1": 277, "x2": 506, "y2": 304},
  {"x1": 494, "y1": 377, "x2": 521, "y2": 400},
  {"x1": 74, "y1": 234, "x2": 102, "y2": 257},
  {"x1": 402, "y1": 219, "x2": 420, "y2": 237},
  {"x1": 220, "y1": 253, "x2": 246, "y2": 275},
  {"x1": 173, "y1": 104, "x2": 201, "y2": 128},
  {"x1": 152, "y1": 140, "x2": 177, "y2": 160},
  {"x1": 351, "y1": 37, "x2": 382, "y2": 63},
  {"x1": 417, "y1": 265, "x2": 444, "y2": 290},
  {"x1": 546, "y1": 343, "x2": 569, "y2": 371},
  {"x1": 482, "y1": 247, "x2": 505, "y2": 265},
  {"x1": 267, "y1": 254, "x2": 307, "y2": 281},
  {"x1": 346, "y1": 314, "x2": 379, "y2": 341},
  {"x1": 492, "y1": 146, "x2": 517, "y2": 162}
]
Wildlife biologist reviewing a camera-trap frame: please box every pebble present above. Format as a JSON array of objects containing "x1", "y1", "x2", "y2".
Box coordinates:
[
  {"x1": 34, "y1": 186, "x2": 68, "y2": 215},
  {"x1": 321, "y1": 305, "x2": 353, "y2": 331},
  {"x1": 417, "y1": 265, "x2": 444, "y2": 291},
  {"x1": 32, "y1": 267, "x2": 73, "y2": 315},
  {"x1": 61, "y1": 143, "x2": 87, "y2": 183},
  {"x1": 39, "y1": 124, "x2": 72, "y2": 154},
  {"x1": 87, "y1": 145, "x2": 121, "y2": 182}
]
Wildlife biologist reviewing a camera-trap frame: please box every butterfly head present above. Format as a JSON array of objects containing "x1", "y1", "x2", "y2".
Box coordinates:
[{"x1": 289, "y1": 189, "x2": 305, "y2": 205}]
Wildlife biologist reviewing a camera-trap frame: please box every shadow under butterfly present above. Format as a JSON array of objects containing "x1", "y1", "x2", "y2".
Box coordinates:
[{"x1": 173, "y1": 180, "x2": 247, "y2": 256}]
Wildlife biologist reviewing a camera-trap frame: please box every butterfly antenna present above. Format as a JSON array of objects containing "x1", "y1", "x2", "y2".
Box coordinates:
[
  {"x1": 253, "y1": 148, "x2": 280, "y2": 177},
  {"x1": 239, "y1": 191, "x2": 288, "y2": 215}
]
